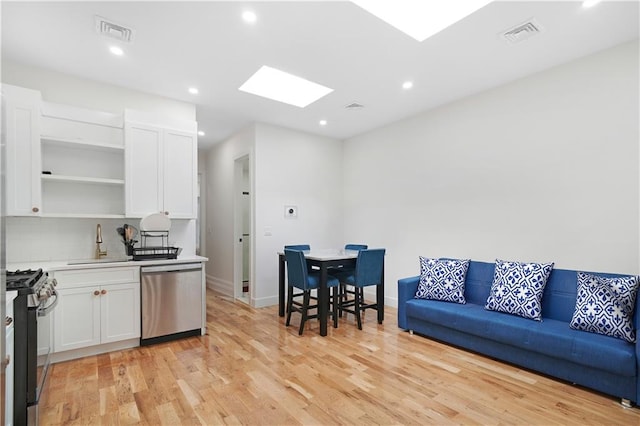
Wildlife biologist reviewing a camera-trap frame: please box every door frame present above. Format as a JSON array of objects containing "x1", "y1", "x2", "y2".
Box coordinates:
[{"x1": 233, "y1": 154, "x2": 252, "y2": 303}]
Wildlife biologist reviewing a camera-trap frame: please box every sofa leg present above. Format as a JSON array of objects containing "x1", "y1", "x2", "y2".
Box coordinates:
[
  {"x1": 409, "y1": 330, "x2": 414, "y2": 335},
  {"x1": 621, "y1": 398, "x2": 632, "y2": 408}
]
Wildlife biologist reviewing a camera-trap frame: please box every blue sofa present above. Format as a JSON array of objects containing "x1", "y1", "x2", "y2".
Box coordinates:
[{"x1": 397, "y1": 260, "x2": 640, "y2": 406}]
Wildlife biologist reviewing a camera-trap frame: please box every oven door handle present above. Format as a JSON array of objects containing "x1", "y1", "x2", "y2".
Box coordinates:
[{"x1": 37, "y1": 288, "x2": 59, "y2": 317}]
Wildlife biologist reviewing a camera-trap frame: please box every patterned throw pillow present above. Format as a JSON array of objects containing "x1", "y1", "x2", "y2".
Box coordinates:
[
  {"x1": 485, "y1": 259, "x2": 554, "y2": 320},
  {"x1": 415, "y1": 257, "x2": 470, "y2": 304},
  {"x1": 570, "y1": 272, "x2": 639, "y2": 343}
]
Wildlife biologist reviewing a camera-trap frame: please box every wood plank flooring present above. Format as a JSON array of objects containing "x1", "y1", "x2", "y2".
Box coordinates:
[{"x1": 40, "y1": 289, "x2": 640, "y2": 425}]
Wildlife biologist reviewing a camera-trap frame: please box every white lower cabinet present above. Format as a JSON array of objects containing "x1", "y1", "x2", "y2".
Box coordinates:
[{"x1": 52, "y1": 267, "x2": 140, "y2": 353}]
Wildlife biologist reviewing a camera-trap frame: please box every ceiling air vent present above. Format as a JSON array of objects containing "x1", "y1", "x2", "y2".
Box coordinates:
[
  {"x1": 501, "y1": 18, "x2": 543, "y2": 44},
  {"x1": 95, "y1": 15, "x2": 135, "y2": 43},
  {"x1": 345, "y1": 102, "x2": 364, "y2": 110}
]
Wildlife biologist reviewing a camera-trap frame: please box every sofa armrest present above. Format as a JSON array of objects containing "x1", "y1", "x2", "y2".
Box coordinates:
[{"x1": 397, "y1": 275, "x2": 419, "y2": 330}]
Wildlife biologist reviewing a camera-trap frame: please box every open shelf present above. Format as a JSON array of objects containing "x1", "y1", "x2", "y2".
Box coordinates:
[
  {"x1": 41, "y1": 135, "x2": 124, "y2": 153},
  {"x1": 40, "y1": 213, "x2": 126, "y2": 219},
  {"x1": 41, "y1": 174, "x2": 125, "y2": 186},
  {"x1": 42, "y1": 179, "x2": 125, "y2": 216}
]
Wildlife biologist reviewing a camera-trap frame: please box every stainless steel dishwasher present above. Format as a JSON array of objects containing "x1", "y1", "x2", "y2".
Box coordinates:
[{"x1": 140, "y1": 263, "x2": 203, "y2": 345}]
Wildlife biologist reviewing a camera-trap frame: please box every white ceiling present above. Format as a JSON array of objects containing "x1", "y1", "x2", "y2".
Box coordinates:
[{"x1": 2, "y1": 1, "x2": 638, "y2": 149}]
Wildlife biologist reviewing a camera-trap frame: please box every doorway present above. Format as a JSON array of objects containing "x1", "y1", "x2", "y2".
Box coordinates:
[{"x1": 234, "y1": 155, "x2": 251, "y2": 304}]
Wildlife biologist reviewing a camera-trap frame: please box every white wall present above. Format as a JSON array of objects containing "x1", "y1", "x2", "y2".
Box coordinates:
[
  {"x1": 3, "y1": 61, "x2": 199, "y2": 262},
  {"x1": 6, "y1": 217, "x2": 195, "y2": 263},
  {"x1": 203, "y1": 125, "x2": 254, "y2": 295},
  {"x1": 253, "y1": 123, "x2": 344, "y2": 306},
  {"x1": 343, "y1": 40, "x2": 640, "y2": 307},
  {"x1": 204, "y1": 123, "x2": 343, "y2": 306}
]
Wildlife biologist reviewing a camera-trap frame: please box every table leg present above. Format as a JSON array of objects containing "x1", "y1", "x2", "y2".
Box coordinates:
[
  {"x1": 278, "y1": 254, "x2": 285, "y2": 317},
  {"x1": 319, "y1": 265, "x2": 328, "y2": 336}
]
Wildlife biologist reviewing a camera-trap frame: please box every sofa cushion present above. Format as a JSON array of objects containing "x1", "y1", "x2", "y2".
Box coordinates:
[
  {"x1": 485, "y1": 259, "x2": 554, "y2": 320},
  {"x1": 570, "y1": 272, "x2": 639, "y2": 343},
  {"x1": 415, "y1": 257, "x2": 469, "y2": 304},
  {"x1": 405, "y1": 299, "x2": 635, "y2": 377}
]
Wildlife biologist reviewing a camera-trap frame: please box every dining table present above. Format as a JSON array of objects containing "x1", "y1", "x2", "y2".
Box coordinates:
[{"x1": 277, "y1": 248, "x2": 385, "y2": 336}]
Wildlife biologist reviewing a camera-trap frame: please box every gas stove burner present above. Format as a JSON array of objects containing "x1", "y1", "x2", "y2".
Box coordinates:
[{"x1": 6, "y1": 268, "x2": 46, "y2": 292}]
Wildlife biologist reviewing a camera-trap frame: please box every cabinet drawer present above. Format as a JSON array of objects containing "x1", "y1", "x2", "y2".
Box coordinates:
[{"x1": 53, "y1": 266, "x2": 139, "y2": 288}]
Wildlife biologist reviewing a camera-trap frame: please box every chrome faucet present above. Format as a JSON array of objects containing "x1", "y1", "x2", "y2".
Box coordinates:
[{"x1": 96, "y1": 224, "x2": 108, "y2": 258}]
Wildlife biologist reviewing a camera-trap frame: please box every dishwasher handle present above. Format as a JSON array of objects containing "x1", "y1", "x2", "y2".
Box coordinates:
[{"x1": 141, "y1": 263, "x2": 202, "y2": 274}]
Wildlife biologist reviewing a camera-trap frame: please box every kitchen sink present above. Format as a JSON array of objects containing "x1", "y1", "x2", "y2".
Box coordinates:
[{"x1": 67, "y1": 258, "x2": 130, "y2": 265}]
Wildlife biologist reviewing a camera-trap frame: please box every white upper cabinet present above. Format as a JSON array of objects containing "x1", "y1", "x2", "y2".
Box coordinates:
[
  {"x1": 2, "y1": 85, "x2": 197, "y2": 219},
  {"x1": 124, "y1": 109, "x2": 198, "y2": 219},
  {"x1": 124, "y1": 122, "x2": 163, "y2": 217},
  {"x1": 3, "y1": 84, "x2": 42, "y2": 216},
  {"x1": 163, "y1": 128, "x2": 198, "y2": 218},
  {"x1": 39, "y1": 102, "x2": 125, "y2": 218}
]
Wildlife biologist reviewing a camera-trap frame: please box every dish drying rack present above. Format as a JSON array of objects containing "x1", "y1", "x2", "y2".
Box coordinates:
[{"x1": 132, "y1": 230, "x2": 181, "y2": 260}]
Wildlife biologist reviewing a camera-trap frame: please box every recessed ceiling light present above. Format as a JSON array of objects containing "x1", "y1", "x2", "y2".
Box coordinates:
[
  {"x1": 109, "y1": 45, "x2": 124, "y2": 56},
  {"x1": 188, "y1": 87, "x2": 199, "y2": 95},
  {"x1": 402, "y1": 81, "x2": 414, "y2": 90},
  {"x1": 351, "y1": 0, "x2": 491, "y2": 42},
  {"x1": 239, "y1": 66, "x2": 334, "y2": 108},
  {"x1": 197, "y1": 131, "x2": 205, "y2": 136},
  {"x1": 319, "y1": 120, "x2": 328, "y2": 126},
  {"x1": 242, "y1": 10, "x2": 257, "y2": 23},
  {"x1": 582, "y1": 0, "x2": 602, "y2": 8}
]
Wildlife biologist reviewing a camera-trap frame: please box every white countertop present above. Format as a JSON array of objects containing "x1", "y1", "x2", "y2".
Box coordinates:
[{"x1": 8, "y1": 255, "x2": 208, "y2": 272}]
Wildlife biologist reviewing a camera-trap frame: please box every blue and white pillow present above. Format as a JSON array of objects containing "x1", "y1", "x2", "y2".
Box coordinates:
[
  {"x1": 415, "y1": 257, "x2": 470, "y2": 304},
  {"x1": 570, "y1": 272, "x2": 639, "y2": 343},
  {"x1": 485, "y1": 259, "x2": 554, "y2": 320}
]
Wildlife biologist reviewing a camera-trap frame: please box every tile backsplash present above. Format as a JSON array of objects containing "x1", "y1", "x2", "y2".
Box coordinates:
[{"x1": 6, "y1": 217, "x2": 196, "y2": 263}]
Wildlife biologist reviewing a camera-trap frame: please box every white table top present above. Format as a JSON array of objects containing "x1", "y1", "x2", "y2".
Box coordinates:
[{"x1": 279, "y1": 248, "x2": 359, "y2": 261}]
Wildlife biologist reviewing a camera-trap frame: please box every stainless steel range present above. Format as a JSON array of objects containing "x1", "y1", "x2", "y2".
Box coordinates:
[{"x1": 6, "y1": 269, "x2": 58, "y2": 426}]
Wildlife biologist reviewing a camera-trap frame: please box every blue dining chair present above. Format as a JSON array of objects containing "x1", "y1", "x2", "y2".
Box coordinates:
[
  {"x1": 284, "y1": 244, "x2": 310, "y2": 251},
  {"x1": 284, "y1": 249, "x2": 340, "y2": 335},
  {"x1": 284, "y1": 244, "x2": 315, "y2": 272},
  {"x1": 338, "y1": 244, "x2": 368, "y2": 316},
  {"x1": 335, "y1": 248, "x2": 385, "y2": 330}
]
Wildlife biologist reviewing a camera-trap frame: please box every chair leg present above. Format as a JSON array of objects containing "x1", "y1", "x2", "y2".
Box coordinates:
[
  {"x1": 332, "y1": 286, "x2": 338, "y2": 328},
  {"x1": 338, "y1": 283, "x2": 344, "y2": 318},
  {"x1": 299, "y1": 291, "x2": 310, "y2": 335},
  {"x1": 355, "y1": 287, "x2": 363, "y2": 330},
  {"x1": 285, "y1": 287, "x2": 293, "y2": 326}
]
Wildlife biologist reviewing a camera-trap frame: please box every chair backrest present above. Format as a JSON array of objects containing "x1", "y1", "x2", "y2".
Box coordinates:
[
  {"x1": 345, "y1": 244, "x2": 368, "y2": 251},
  {"x1": 284, "y1": 249, "x2": 310, "y2": 290},
  {"x1": 284, "y1": 244, "x2": 310, "y2": 251},
  {"x1": 354, "y1": 248, "x2": 385, "y2": 287}
]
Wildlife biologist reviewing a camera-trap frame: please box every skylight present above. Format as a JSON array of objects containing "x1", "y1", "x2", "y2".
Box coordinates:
[
  {"x1": 351, "y1": 0, "x2": 492, "y2": 42},
  {"x1": 238, "y1": 66, "x2": 333, "y2": 108}
]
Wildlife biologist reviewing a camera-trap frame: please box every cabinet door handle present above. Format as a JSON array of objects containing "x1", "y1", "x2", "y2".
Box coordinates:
[
  {"x1": 164, "y1": 211, "x2": 169, "y2": 216},
  {"x1": 5, "y1": 316, "x2": 12, "y2": 326},
  {"x1": 93, "y1": 290, "x2": 100, "y2": 296},
  {"x1": 32, "y1": 207, "x2": 39, "y2": 213},
  {"x1": 101, "y1": 289, "x2": 107, "y2": 295},
  {"x1": 5, "y1": 355, "x2": 10, "y2": 367}
]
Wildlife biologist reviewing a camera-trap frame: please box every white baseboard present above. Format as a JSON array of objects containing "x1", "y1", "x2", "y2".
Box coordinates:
[
  {"x1": 252, "y1": 294, "x2": 278, "y2": 308},
  {"x1": 204, "y1": 280, "x2": 397, "y2": 310},
  {"x1": 362, "y1": 288, "x2": 397, "y2": 308},
  {"x1": 207, "y1": 274, "x2": 233, "y2": 297}
]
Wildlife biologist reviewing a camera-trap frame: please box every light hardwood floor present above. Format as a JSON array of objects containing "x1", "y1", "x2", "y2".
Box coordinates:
[{"x1": 40, "y1": 289, "x2": 640, "y2": 425}]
